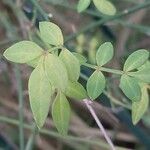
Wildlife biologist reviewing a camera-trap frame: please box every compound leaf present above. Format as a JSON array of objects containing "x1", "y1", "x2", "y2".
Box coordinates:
[
  {"x1": 93, "y1": 0, "x2": 116, "y2": 16},
  {"x1": 59, "y1": 49, "x2": 80, "y2": 81},
  {"x1": 132, "y1": 86, "x2": 149, "y2": 125},
  {"x1": 96, "y1": 42, "x2": 114, "y2": 66},
  {"x1": 123, "y1": 49, "x2": 149, "y2": 72},
  {"x1": 45, "y1": 54, "x2": 68, "y2": 92},
  {"x1": 77, "y1": 0, "x2": 91, "y2": 13},
  {"x1": 52, "y1": 92, "x2": 71, "y2": 135},
  {"x1": 87, "y1": 70, "x2": 105, "y2": 100},
  {"x1": 3, "y1": 41, "x2": 43, "y2": 63},
  {"x1": 39, "y1": 21, "x2": 64, "y2": 46},
  {"x1": 119, "y1": 74, "x2": 141, "y2": 101},
  {"x1": 65, "y1": 81, "x2": 88, "y2": 100},
  {"x1": 28, "y1": 57, "x2": 52, "y2": 128}
]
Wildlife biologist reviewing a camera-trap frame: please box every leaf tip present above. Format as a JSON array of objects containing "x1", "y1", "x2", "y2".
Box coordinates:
[
  {"x1": 132, "y1": 119, "x2": 139, "y2": 125},
  {"x1": 3, "y1": 50, "x2": 8, "y2": 59}
]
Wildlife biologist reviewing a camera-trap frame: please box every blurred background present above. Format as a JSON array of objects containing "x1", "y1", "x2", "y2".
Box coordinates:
[{"x1": 0, "y1": 0, "x2": 150, "y2": 150}]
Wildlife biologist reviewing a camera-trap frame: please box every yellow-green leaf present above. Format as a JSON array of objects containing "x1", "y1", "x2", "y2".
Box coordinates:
[
  {"x1": 52, "y1": 92, "x2": 71, "y2": 135},
  {"x1": 129, "y1": 67, "x2": 150, "y2": 84},
  {"x1": 119, "y1": 75, "x2": 141, "y2": 101},
  {"x1": 93, "y1": 0, "x2": 116, "y2": 16},
  {"x1": 72, "y1": 52, "x2": 87, "y2": 65},
  {"x1": 45, "y1": 54, "x2": 68, "y2": 91},
  {"x1": 87, "y1": 70, "x2": 106, "y2": 100},
  {"x1": 28, "y1": 57, "x2": 52, "y2": 128},
  {"x1": 96, "y1": 42, "x2": 114, "y2": 66},
  {"x1": 65, "y1": 81, "x2": 88, "y2": 100},
  {"x1": 77, "y1": 0, "x2": 91, "y2": 13},
  {"x1": 132, "y1": 86, "x2": 149, "y2": 125},
  {"x1": 39, "y1": 21, "x2": 64, "y2": 46},
  {"x1": 27, "y1": 56, "x2": 41, "y2": 68},
  {"x1": 59, "y1": 49, "x2": 80, "y2": 81},
  {"x1": 123, "y1": 49, "x2": 149, "y2": 72},
  {"x1": 3, "y1": 41, "x2": 43, "y2": 63},
  {"x1": 138, "y1": 61, "x2": 150, "y2": 70}
]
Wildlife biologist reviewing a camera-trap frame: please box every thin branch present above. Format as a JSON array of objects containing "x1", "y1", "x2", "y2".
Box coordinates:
[
  {"x1": 83, "y1": 99, "x2": 116, "y2": 150},
  {"x1": 25, "y1": 124, "x2": 38, "y2": 150},
  {"x1": 0, "y1": 116, "x2": 127, "y2": 150},
  {"x1": 65, "y1": 1, "x2": 150, "y2": 41},
  {"x1": 14, "y1": 65, "x2": 24, "y2": 150}
]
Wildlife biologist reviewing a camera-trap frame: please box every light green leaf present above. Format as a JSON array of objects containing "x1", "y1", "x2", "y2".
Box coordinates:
[
  {"x1": 45, "y1": 54, "x2": 68, "y2": 91},
  {"x1": 65, "y1": 81, "x2": 88, "y2": 100},
  {"x1": 27, "y1": 56, "x2": 41, "y2": 68},
  {"x1": 59, "y1": 49, "x2": 80, "y2": 81},
  {"x1": 3, "y1": 41, "x2": 43, "y2": 63},
  {"x1": 123, "y1": 49, "x2": 149, "y2": 72},
  {"x1": 129, "y1": 67, "x2": 150, "y2": 83},
  {"x1": 119, "y1": 74, "x2": 141, "y2": 101},
  {"x1": 96, "y1": 42, "x2": 114, "y2": 66},
  {"x1": 28, "y1": 57, "x2": 52, "y2": 128},
  {"x1": 52, "y1": 92, "x2": 71, "y2": 135},
  {"x1": 93, "y1": 0, "x2": 116, "y2": 16},
  {"x1": 132, "y1": 86, "x2": 149, "y2": 125},
  {"x1": 72, "y1": 52, "x2": 87, "y2": 65},
  {"x1": 39, "y1": 21, "x2": 64, "y2": 46},
  {"x1": 138, "y1": 61, "x2": 150, "y2": 70},
  {"x1": 87, "y1": 70, "x2": 105, "y2": 100},
  {"x1": 77, "y1": 0, "x2": 91, "y2": 13}
]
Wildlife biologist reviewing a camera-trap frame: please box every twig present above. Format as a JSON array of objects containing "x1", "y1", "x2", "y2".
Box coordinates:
[
  {"x1": 14, "y1": 65, "x2": 24, "y2": 150},
  {"x1": 25, "y1": 124, "x2": 38, "y2": 150},
  {"x1": 0, "y1": 116, "x2": 126, "y2": 150},
  {"x1": 83, "y1": 99, "x2": 116, "y2": 150},
  {"x1": 65, "y1": 1, "x2": 150, "y2": 41},
  {"x1": 30, "y1": 0, "x2": 49, "y2": 21}
]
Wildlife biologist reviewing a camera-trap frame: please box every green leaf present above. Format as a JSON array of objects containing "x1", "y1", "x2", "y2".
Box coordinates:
[
  {"x1": 72, "y1": 52, "x2": 87, "y2": 65},
  {"x1": 123, "y1": 49, "x2": 149, "y2": 72},
  {"x1": 93, "y1": 0, "x2": 116, "y2": 16},
  {"x1": 28, "y1": 57, "x2": 52, "y2": 128},
  {"x1": 96, "y1": 42, "x2": 114, "y2": 66},
  {"x1": 138, "y1": 61, "x2": 150, "y2": 70},
  {"x1": 45, "y1": 54, "x2": 68, "y2": 91},
  {"x1": 119, "y1": 74, "x2": 141, "y2": 101},
  {"x1": 129, "y1": 67, "x2": 150, "y2": 83},
  {"x1": 39, "y1": 21, "x2": 64, "y2": 46},
  {"x1": 59, "y1": 49, "x2": 80, "y2": 81},
  {"x1": 132, "y1": 86, "x2": 149, "y2": 125},
  {"x1": 3, "y1": 41, "x2": 43, "y2": 63},
  {"x1": 87, "y1": 70, "x2": 105, "y2": 100},
  {"x1": 27, "y1": 56, "x2": 41, "y2": 68},
  {"x1": 77, "y1": 0, "x2": 91, "y2": 13},
  {"x1": 65, "y1": 81, "x2": 88, "y2": 100},
  {"x1": 52, "y1": 92, "x2": 71, "y2": 135}
]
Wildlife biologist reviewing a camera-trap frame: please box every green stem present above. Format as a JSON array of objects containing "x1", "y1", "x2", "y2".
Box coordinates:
[
  {"x1": 14, "y1": 65, "x2": 24, "y2": 150},
  {"x1": 83, "y1": 63, "x2": 124, "y2": 75},
  {"x1": 83, "y1": 63, "x2": 97, "y2": 69},
  {"x1": 103, "y1": 91, "x2": 131, "y2": 110},
  {"x1": 25, "y1": 124, "x2": 38, "y2": 150},
  {"x1": 100, "y1": 67, "x2": 124, "y2": 75},
  {"x1": 0, "y1": 116, "x2": 126, "y2": 150},
  {"x1": 65, "y1": 1, "x2": 150, "y2": 41},
  {"x1": 30, "y1": 0, "x2": 49, "y2": 21}
]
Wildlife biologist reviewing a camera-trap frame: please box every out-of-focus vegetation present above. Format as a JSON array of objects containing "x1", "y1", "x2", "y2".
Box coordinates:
[{"x1": 0, "y1": 0, "x2": 150, "y2": 150}]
